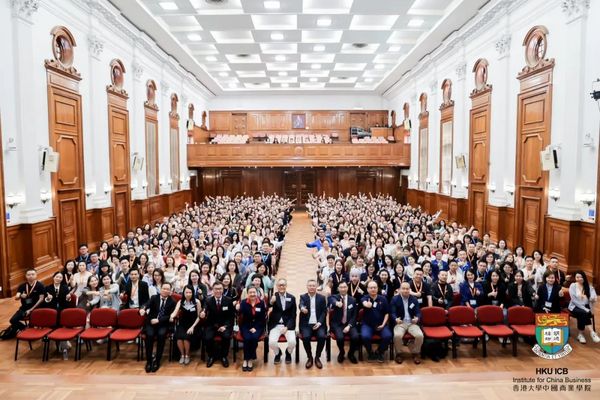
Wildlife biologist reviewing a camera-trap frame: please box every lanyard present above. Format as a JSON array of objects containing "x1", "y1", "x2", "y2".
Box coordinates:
[
  {"x1": 469, "y1": 283, "x2": 477, "y2": 296},
  {"x1": 413, "y1": 281, "x2": 422, "y2": 294},
  {"x1": 25, "y1": 281, "x2": 37, "y2": 297},
  {"x1": 438, "y1": 283, "x2": 446, "y2": 297}
]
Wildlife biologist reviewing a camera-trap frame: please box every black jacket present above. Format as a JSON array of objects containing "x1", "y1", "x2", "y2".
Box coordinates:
[
  {"x1": 43, "y1": 284, "x2": 71, "y2": 311},
  {"x1": 123, "y1": 280, "x2": 150, "y2": 309},
  {"x1": 144, "y1": 295, "x2": 176, "y2": 327},
  {"x1": 204, "y1": 296, "x2": 235, "y2": 331},
  {"x1": 268, "y1": 292, "x2": 297, "y2": 330},
  {"x1": 431, "y1": 281, "x2": 454, "y2": 309},
  {"x1": 535, "y1": 283, "x2": 562, "y2": 313},
  {"x1": 298, "y1": 293, "x2": 327, "y2": 328},
  {"x1": 328, "y1": 294, "x2": 357, "y2": 328}
]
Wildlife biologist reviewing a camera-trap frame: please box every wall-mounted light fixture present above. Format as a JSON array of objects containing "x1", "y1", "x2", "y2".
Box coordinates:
[
  {"x1": 103, "y1": 184, "x2": 112, "y2": 194},
  {"x1": 141, "y1": 180, "x2": 148, "y2": 189},
  {"x1": 548, "y1": 187, "x2": 560, "y2": 202},
  {"x1": 504, "y1": 183, "x2": 515, "y2": 196},
  {"x1": 85, "y1": 185, "x2": 96, "y2": 197},
  {"x1": 579, "y1": 192, "x2": 596, "y2": 207},
  {"x1": 40, "y1": 189, "x2": 51, "y2": 204},
  {"x1": 487, "y1": 182, "x2": 496, "y2": 193},
  {"x1": 6, "y1": 193, "x2": 24, "y2": 208}
]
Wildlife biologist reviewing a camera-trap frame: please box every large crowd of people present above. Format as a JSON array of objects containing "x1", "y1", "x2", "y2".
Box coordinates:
[
  {"x1": 305, "y1": 193, "x2": 599, "y2": 363},
  {"x1": 3, "y1": 192, "x2": 598, "y2": 372}
]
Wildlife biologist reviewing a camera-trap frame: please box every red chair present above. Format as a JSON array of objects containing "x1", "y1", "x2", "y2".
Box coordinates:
[
  {"x1": 233, "y1": 314, "x2": 268, "y2": 363},
  {"x1": 356, "y1": 309, "x2": 393, "y2": 361},
  {"x1": 507, "y1": 306, "x2": 536, "y2": 356},
  {"x1": 78, "y1": 308, "x2": 118, "y2": 360},
  {"x1": 327, "y1": 309, "x2": 361, "y2": 361},
  {"x1": 452, "y1": 292, "x2": 462, "y2": 307},
  {"x1": 477, "y1": 305, "x2": 513, "y2": 357},
  {"x1": 108, "y1": 309, "x2": 145, "y2": 361},
  {"x1": 448, "y1": 306, "x2": 484, "y2": 358},
  {"x1": 14, "y1": 308, "x2": 57, "y2": 361},
  {"x1": 47, "y1": 308, "x2": 87, "y2": 361},
  {"x1": 171, "y1": 293, "x2": 182, "y2": 303},
  {"x1": 421, "y1": 307, "x2": 454, "y2": 355}
]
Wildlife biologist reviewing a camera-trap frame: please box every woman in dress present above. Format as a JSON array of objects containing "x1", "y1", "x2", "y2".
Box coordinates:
[{"x1": 170, "y1": 285, "x2": 201, "y2": 364}]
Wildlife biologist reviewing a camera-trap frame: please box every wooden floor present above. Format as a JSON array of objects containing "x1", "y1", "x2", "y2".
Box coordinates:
[{"x1": 0, "y1": 212, "x2": 599, "y2": 398}]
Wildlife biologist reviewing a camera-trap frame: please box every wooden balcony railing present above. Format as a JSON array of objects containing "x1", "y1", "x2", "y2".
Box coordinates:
[{"x1": 187, "y1": 142, "x2": 411, "y2": 168}]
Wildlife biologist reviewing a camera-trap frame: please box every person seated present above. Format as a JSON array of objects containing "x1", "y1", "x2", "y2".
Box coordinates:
[
  {"x1": 43, "y1": 271, "x2": 72, "y2": 311},
  {"x1": 390, "y1": 282, "x2": 424, "y2": 364},
  {"x1": 328, "y1": 281, "x2": 359, "y2": 364},
  {"x1": 268, "y1": 278, "x2": 297, "y2": 364},
  {"x1": 568, "y1": 270, "x2": 600, "y2": 343},
  {"x1": 170, "y1": 285, "x2": 201, "y2": 365},
  {"x1": 239, "y1": 286, "x2": 267, "y2": 371},
  {"x1": 122, "y1": 268, "x2": 150, "y2": 309},
  {"x1": 298, "y1": 279, "x2": 327, "y2": 369},
  {"x1": 139, "y1": 282, "x2": 176, "y2": 373},
  {"x1": 535, "y1": 270, "x2": 563, "y2": 314},
  {"x1": 202, "y1": 281, "x2": 235, "y2": 368},
  {"x1": 507, "y1": 270, "x2": 535, "y2": 308},
  {"x1": 1, "y1": 269, "x2": 45, "y2": 340},
  {"x1": 483, "y1": 270, "x2": 507, "y2": 308},
  {"x1": 360, "y1": 281, "x2": 392, "y2": 363},
  {"x1": 431, "y1": 270, "x2": 454, "y2": 309},
  {"x1": 460, "y1": 270, "x2": 484, "y2": 309},
  {"x1": 409, "y1": 268, "x2": 432, "y2": 307}
]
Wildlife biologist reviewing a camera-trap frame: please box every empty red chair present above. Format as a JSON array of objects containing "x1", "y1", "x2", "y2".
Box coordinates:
[
  {"x1": 448, "y1": 306, "x2": 484, "y2": 358},
  {"x1": 14, "y1": 308, "x2": 57, "y2": 361},
  {"x1": 108, "y1": 309, "x2": 145, "y2": 361},
  {"x1": 477, "y1": 305, "x2": 513, "y2": 357},
  {"x1": 508, "y1": 306, "x2": 536, "y2": 356},
  {"x1": 47, "y1": 308, "x2": 87, "y2": 361},
  {"x1": 78, "y1": 308, "x2": 118, "y2": 360}
]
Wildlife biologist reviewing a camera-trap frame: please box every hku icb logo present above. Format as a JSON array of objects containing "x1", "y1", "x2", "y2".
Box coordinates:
[{"x1": 532, "y1": 313, "x2": 572, "y2": 359}]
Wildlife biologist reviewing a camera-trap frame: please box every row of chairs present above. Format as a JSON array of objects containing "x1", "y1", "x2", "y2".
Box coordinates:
[{"x1": 13, "y1": 304, "x2": 541, "y2": 363}]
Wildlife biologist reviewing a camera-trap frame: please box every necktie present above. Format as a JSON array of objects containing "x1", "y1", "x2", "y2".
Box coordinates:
[
  {"x1": 158, "y1": 298, "x2": 165, "y2": 318},
  {"x1": 342, "y1": 296, "x2": 347, "y2": 324},
  {"x1": 217, "y1": 298, "x2": 221, "y2": 312}
]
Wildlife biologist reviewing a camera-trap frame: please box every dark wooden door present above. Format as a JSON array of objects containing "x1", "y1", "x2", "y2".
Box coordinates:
[{"x1": 469, "y1": 91, "x2": 490, "y2": 230}]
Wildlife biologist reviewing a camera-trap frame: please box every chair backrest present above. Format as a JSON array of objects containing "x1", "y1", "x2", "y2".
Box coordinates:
[
  {"x1": 447, "y1": 306, "x2": 476, "y2": 325},
  {"x1": 357, "y1": 308, "x2": 365, "y2": 323},
  {"x1": 117, "y1": 309, "x2": 145, "y2": 329},
  {"x1": 89, "y1": 308, "x2": 118, "y2": 328},
  {"x1": 507, "y1": 306, "x2": 535, "y2": 326},
  {"x1": 452, "y1": 292, "x2": 462, "y2": 306},
  {"x1": 476, "y1": 305, "x2": 504, "y2": 325},
  {"x1": 59, "y1": 308, "x2": 87, "y2": 328},
  {"x1": 30, "y1": 308, "x2": 58, "y2": 329},
  {"x1": 171, "y1": 293, "x2": 182, "y2": 303},
  {"x1": 421, "y1": 307, "x2": 447, "y2": 327}
]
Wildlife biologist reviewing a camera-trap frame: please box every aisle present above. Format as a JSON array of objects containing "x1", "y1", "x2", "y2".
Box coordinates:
[{"x1": 276, "y1": 211, "x2": 316, "y2": 298}]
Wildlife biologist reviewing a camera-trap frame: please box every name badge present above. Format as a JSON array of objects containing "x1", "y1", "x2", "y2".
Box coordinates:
[
  {"x1": 443, "y1": 299, "x2": 448, "y2": 305},
  {"x1": 24, "y1": 298, "x2": 33, "y2": 305},
  {"x1": 417, "y1": 298, "x2": 423, "y2": 304},
  {"x1": 409, "y1": 303, "x2": 415, "y2": 309},
  {"x1": 222, "y1": 306, "x2": 229, "y2": 311},
  {"x1": 469, "y1": 299, "x2": 477, "y2": 306},
  {"x1": 382, "y1": 290, "x2": 387, "y2": 295},
  {"x1": 544, "y1": 301, "x2": 552, "y2": 308},
  {"x1": 286, "y1": 298, "x2": 292, "y2": 302},
  {"x1": 492, "y1": 300, "x2": 499, "y2": 306},
  {"x1": 255, "y1": 307, "x2": 261, "y2": 312},
  {"x1": 373, "y1": 302, "x2": 378, "y2": 308},
  {"x1": 348, "y1": 304, "x2": 353, "y2": 309}
]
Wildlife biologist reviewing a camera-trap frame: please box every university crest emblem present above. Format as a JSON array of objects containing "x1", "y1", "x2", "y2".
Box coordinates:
[{"x1": 532, "y1": 313, "x2": 572, "y2": 359}]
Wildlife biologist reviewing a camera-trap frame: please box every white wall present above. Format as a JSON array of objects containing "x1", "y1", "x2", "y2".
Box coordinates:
[
  {"x1": 207, "y1": 93, "x2": 387, "y2": 111},
  {"x1": 0, "y1": 0, "x2": 212, "y2": 226},
  {"x1": 385, "y1": 0, "x2": 600, "y2": 223}
]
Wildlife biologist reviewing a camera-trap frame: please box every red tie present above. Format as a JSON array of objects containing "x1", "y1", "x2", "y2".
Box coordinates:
[
  {"x1": 342, "y1": 296, "x2": 347, "y2": 324},
  {"x1": 216, "y1": 298, "x2": 221, "y2": 312}
]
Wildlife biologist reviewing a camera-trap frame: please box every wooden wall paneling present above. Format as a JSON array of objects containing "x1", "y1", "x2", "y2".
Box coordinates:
[
  {"x1": 485, "y1": 205, "x2": 501, "y2": 242},
  {"x1": 575, "y1": 222, "x2": 595, "y2": 279},
  {"x1": 46, "y1": 33, "x2": 86, "y2": 262},
  {"x1": 231, "y1": 113, "x2": 247, "y2": 135},
  {"x1": 0, "y1": 115, "x2": 9, "y2": 296},
  {"x1": 107, "y1": 60, "x2": 130, "y2": 237},
  {"x1": 468, "y1": 88, "x2": 491, "y2": 231},
  {"x1": 209, "y1": 111, "x2": 231, "y2": 132},
  {"x1": 7, "y1": 225, "x2": 31, "y2": 294}
]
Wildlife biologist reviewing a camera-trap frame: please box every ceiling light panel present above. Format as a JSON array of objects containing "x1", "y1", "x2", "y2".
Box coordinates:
[
  {"x1": 259, "y1": 43, "x2": 298, "y2": 54},
  {"x1": 265, "y1": 62, "x2": 298, "y2": 71},
  {"x1": 301, "y1": 30, "x2": 343, "y2": 43},
  {"x1": 340, "y1": 43, "x2": 379, "y2": 54},
  {"x1": 225, "y1": 54, "x2": 262, "y2": 63},
  {"x1": 303, "y1": 0, "x2": 353, "y2": 14},
  {"x1": 251, "y1": 15, "x2": 297, "y2": 30},
  {"x1": 300, "y1": 53, "x2": 335, "y2": 63},
  {"x1": 211, "y1": 30, "x2": 255, "y2": 43},
  {"x1": 236, "y1": 71, "x2": 267, "y2": 78},
  {"x1": 333, "y1": 63, "x2": 367, "y2": 71},
  {"x1": 349, "y1": 15, "x2": 399, "y2": 30}
]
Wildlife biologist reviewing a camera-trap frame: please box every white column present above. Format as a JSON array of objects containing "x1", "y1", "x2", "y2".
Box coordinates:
[
  {"x1": 550, "y1": 0, "x2": 591, "y2": 220},
  {"x1": 453, "y1": 61, "x2": 468, "y2": 199},
  {"x1": 489, "y1": 18, "x2": 513, "y2": 207},
  {"x1": 159, "y1": 78, "x2": 171, "y2": 194},
  {"x1": 179, "y1": 90, "x2": 189, "y2": 191},
  {"x1": 427, "y1": 76, "x2": 439, "y2": 194},
  {"x1": 130, "y1": 50, "x2": 146, "y2": 200},
  {"x1": 8, "y1": 0, "x2": 47, "y2": 224}
]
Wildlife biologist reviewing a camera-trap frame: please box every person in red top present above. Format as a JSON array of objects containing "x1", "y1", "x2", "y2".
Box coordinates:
[{"x1": 239, "y1": 286, "x2": 267, "y2": 371}]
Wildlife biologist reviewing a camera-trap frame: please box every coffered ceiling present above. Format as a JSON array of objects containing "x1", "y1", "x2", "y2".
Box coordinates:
[{"x1": 109, "y1": 0, "x2": 488, "y2": 94}]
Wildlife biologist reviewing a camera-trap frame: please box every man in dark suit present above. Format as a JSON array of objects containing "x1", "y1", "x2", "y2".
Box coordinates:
[
  {"x1": 202, "y1": 281, "x2": 235, "y2": 367},
  {"x1": 431, "y1": 270, "x2": 454, "y2": 309},
  {"x1": 328, "y1": 281, "x2": 358, "y2": 364},
  {"x1": 360, "y1": 280, "x2": 392, "y2": 363},
  {"x1": 268, "y1": 278, "x2": 297, "y2": 364},
  {"x1": 390, "y1": 282, "x2": 424, "y2": 364},
  {"x1": 139, "y1": 282, "x2": 176, "y2": 372},
  {"x1": 122, "y1": 268, "x2": 149, "y2": 309},
  {"x1": 298, "y1": 279, "x2": 327, "y2": 369}
]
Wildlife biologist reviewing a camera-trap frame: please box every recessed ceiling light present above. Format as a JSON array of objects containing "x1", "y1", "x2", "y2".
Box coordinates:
[
  {"x1": 275, "y1": 55, "x2": 286, "y2": 61},
  {"x1": 278, "y1": 71, "x2": 288, "y2": 76},
  {"x1": 219, "y1": 72, "x2": 229, "y2": 77},
  {"x1": 374, "y1": 64, "x2": 385, "y2": 69},
  {"x1": 365, "y1": 78, "x2": 374, "y2": 82},
  {"x1": 311, "y1": 63, "x2": 321, "y2": 69},
  {"x1": 408, "y1": 18, "x2": 424, "y2": 28},
  {"x1": 264, "y1": 1, "x2": 280, "y2": 10},
  {"x1": 237, "y1": 54, "x2": 250, "y2": 58},
  {"x1": 309, "y1": 77, "x2": 318, "y2": 82},
  {"x1": 187, "y1": 33, "x2": 202, "y2": 41},
  {"x1": 205, "y1": 56, "x2": 217, "y2": 62},
  {"x1": 159, "y1": 2, "x2": 178, "y2": 11},
  {"x1": 271, "y1": 32, "x2": 284, "y2": 40},
  {"x1": 281, "y1": 83, "x2": 289, "y2": 88},
  {"x1": 317, "y1": 18, "x2": 332, "y2": 27},
  {"x1": 228, "y1": 83, "x2": 237, "y2": 88},
  {"x1": 388, "y1": 45, "x2": 402, "y2": 52},
  {"x1": 313, "y1": 45, "x2": 325, "y2": 52},
  {"x1": 352, "y1": 43, "x2": 368, "y2": 48}
]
